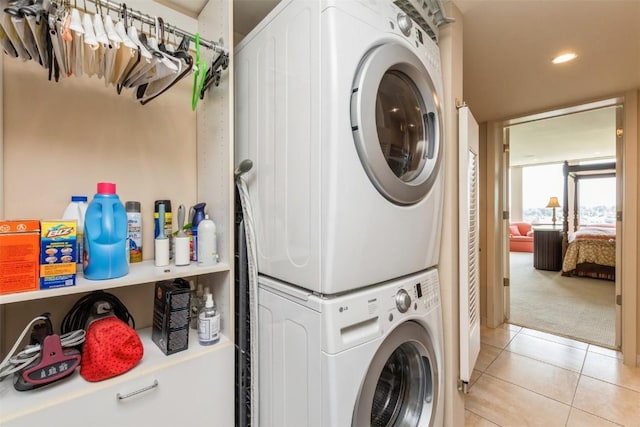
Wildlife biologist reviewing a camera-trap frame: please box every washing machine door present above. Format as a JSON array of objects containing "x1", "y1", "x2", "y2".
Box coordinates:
[
  {"x1": 352, "y1": 322, "x2": 439, "y2": 427},
  {"x1": 351, "y1": 42, "x2": 443, "y2": 205}
]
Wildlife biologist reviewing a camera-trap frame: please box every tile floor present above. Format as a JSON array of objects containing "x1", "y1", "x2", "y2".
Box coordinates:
[{"x1": 465, "y1": 324, "x2": 640, "y2": 426}]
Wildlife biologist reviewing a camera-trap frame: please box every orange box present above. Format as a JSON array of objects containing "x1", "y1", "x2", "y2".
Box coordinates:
[{"x1": 0, "y1": 219, "x2": 40, "y2": 295}]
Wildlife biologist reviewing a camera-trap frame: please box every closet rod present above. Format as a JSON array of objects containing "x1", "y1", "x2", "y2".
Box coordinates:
[{"x1": 86, "y1": 0, "x2": 225, "y2": 53}]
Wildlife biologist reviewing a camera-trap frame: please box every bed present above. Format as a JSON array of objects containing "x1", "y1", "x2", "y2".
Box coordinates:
[{"x1": 560, "y1": 161, "x2": 617, "y2": 281}]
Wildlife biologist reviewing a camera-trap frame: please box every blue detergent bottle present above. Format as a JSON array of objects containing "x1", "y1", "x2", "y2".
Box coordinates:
[
  {"x1": 190, "y1": 202, "x2": 206, "y2": 261},
  {"x1": 83, "y1": 182, "x2": 129, "y2": 280}
]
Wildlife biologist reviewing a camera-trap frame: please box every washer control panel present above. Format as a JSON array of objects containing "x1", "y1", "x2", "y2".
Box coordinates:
[{"x1": 391, "y1": 269, "x2": 440, "y2": 316}]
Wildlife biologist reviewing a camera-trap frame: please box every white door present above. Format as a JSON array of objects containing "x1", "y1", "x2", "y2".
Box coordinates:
[
  {"x1": 502, "y1": 128, "x2": 511, "y2": 320},
  {"x1": 458, "y1": 105, "x2": 481, "y2": 386},
  {"x1": 350, "y1": 43, "x2": 443, "y2": 205},
  {"x1": 615, "y1": 105, "x2": 623, "y2": 347}
]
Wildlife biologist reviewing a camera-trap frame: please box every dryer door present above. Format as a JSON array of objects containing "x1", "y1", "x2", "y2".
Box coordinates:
[
  {"x1": 352, "y1": 322, "x2": 439, "y2": 427},
  {"x1": 351, "y1": 43, "x2": 443, "y2": 205}
]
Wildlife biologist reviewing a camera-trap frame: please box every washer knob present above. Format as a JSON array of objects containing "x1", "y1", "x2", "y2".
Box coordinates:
[
  {"x1": 395, "y1": 289, "x2": 411, "y2": 313},
  {"x1": 397, "y1": 13, "x2": 412, "y2": 37}
]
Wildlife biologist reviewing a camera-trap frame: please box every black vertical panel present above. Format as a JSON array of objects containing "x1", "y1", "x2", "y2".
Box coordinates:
[{"x1": 235, "y1": 188, "x2": 251, "y2": 427}]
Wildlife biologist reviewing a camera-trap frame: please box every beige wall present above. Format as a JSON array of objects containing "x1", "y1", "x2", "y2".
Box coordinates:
[
  {"x1": 440, "y1": 2, "x2": 465, "y2": 425},
  {"x1": 3, "y1": 58, "x2": 197, "y2": 253}
]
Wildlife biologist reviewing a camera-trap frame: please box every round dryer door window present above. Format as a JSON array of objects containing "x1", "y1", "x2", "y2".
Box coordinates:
[
  {"x1": 352, "y1": 322, "x2": 439, "y2": 427},
  {"x1": 351, "y1": 43, "x2": 443, "y2": 205}
]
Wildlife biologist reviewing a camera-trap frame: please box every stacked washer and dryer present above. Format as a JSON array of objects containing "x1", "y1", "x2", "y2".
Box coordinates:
[{"x1": 235, "y1": 1, "x2": 446, "y2": 425}]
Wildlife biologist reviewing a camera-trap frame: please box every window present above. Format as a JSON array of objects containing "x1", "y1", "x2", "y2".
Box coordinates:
[
  {"x1": 521, "y1": 163, "x2": 563, "y2": 224},
  {"x1": 578, "y1": 177, "x2": 616, "y2": 225}
]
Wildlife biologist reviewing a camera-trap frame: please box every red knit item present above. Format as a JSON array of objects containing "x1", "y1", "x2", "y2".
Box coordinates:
[{"x1": 80, "y1": 316, "x2": 143, "y2": 382}]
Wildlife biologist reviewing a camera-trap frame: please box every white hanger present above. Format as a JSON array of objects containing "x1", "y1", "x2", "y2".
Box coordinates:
[
  {"x1": 82, "y1": 12, "x2": 98, "y2": 77},
  {"x1": 0, "y1": 24, "x2": 18, "y2": 58},
  {"x1": 137, "y1": 34, "x2": 194, "y2": 104},
  {"x1": 49, "y1": 7, "x2": 71, "y2": 77},
  {"x1": 92, "y1": 13, "x2": 108, "y2": 79},
  {"x1": 102, "y1": 15, "x2": 121, "y2": 86},
  {"x1": 23, "y1": 5, "x2": 49, "y2": 68},
  {"x1": 112, "y1": 20, "x2": 138, "y2": 85},
  {"x1": 0, "y1": 0, "x2": 31, "y2": 61},
  {"x1": 126, "y1": 33, "x2": 178, "y2": 88},
  {"x1": 127, "y1": 25, "x2": 152, "y2": 60},
  {"x1": 11, "y1": 13, "x2": 39, "y2": 63},
  {"x1": 69, "y1": 8, "x2": 84, "y2": 77}
]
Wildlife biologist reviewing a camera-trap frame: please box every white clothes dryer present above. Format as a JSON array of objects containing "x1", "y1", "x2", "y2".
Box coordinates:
[
  {"x1": 235, "y1": 0, "x2": 445, "y2": 294},
  {"x1": 258, "y1": 268, "x2": 444, "y2": 427}
]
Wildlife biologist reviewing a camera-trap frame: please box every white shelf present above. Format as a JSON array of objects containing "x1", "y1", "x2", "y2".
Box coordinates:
[
  {"x1": 0, "y1": 327, "x2": 232, "y2": 424},
  {"x1": 0, "y1": 260, "x2": 230, "y2": 305}
]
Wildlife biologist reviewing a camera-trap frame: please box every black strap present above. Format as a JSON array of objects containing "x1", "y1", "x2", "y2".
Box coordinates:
[{"x1": 60, "y1": 290, "x2": 135, "y2": 334}]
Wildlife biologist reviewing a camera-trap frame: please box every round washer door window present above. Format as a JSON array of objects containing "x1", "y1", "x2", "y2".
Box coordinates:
[
  {"x1": 351, "y1": 43, "x2": 443, "y2": 205},
  {"x1": 352, "y1": 322, "x2": 439, "y2": 427}
]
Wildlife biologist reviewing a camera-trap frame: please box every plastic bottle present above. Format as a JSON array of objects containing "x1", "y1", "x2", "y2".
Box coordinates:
[
  {"x1": 190, "y1": 202, "x2": 206, "y2": 261},
  {"x1": 84, "y1": 182, "x2": 129, "y2": 280},
  {"x1": 189, "y1": 283, "x2": 205, "y2": 329},
  {"x1": 62, "y1": 195, "x2": 88, "y2": 271},
  {"x1": 198, "y1": 293, "x2": 220, "y2": 346},
  {"x1": 154, "y1": 200, "x2": 173, "y2": 259},
  {"x1": 197, "y1": 214, "x2": 218, "y2": 266},
  {"x1": 189, "y1": 281, "x2": 199, "y2": 329},
  {"x1": 126, "y1": 201, "x2": 143, "y2": 263}
]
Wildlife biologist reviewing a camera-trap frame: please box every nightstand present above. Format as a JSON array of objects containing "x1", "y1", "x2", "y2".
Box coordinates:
[{"x1": 533, "y1": 227, "x2": 563, "y2": 271}]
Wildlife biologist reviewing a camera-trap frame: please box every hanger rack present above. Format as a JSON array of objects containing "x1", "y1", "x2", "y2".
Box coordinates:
[{"x1": 85, "y1": 0, "x2": 226, "y2": 54}]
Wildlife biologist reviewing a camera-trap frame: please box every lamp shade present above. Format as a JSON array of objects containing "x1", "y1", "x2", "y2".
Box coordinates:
[{"x1": 546, "y1": 197, "x2": 561, "y2": 208}]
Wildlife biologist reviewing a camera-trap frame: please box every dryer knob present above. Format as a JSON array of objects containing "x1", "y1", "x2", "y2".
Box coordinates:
[
  {"x1": 395, "y1": 289, "x2": 411, "y2": 313},
  {"x1": 397, "y1": 13, "x2": 412, "y2": 37}
]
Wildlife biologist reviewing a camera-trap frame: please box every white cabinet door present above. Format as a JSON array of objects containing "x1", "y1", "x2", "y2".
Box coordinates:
[{"x1": 3, "y1": 345, "x2": 234, "y2": 427}]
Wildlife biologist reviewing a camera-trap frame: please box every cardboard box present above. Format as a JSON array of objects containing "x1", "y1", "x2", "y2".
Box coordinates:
[
  {"x1": 152, "y1": 279, "x2": 191, "y2": 355},
  {"x1": 0, "y1": 220, "x2": 40, "y2": 295},
  {"x1": 40, "y1": 220, "x2": 77, "y2": 290}
]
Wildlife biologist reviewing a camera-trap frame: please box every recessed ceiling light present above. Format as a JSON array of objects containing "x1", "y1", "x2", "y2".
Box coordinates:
[{"x1": 552, "y1": 52, "x2": 578, "y2": 64}]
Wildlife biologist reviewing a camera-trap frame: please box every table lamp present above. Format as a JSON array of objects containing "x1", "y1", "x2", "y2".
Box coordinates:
[{"x1": 546, "y1": 196, "x2": 561, "y2": 227}]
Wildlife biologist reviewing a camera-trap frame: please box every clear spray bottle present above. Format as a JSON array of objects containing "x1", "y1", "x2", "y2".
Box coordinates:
[{"x1": 198, "y1": 293, "x2": 220, "y2": 346}]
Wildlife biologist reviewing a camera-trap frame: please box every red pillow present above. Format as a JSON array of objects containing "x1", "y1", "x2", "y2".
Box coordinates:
[
  {"x1": 509, "y1": 225, "x2": 521, "y2": 236},
  {"x1": 80, "y1": 316, "x2": 143, "y2": 382}
]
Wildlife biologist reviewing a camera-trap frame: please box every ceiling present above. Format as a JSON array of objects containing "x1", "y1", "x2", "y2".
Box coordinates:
[
  {"x1": 164, "y1": 0, "x2": 639, "y2": 166},
  {"x1": 508, "y1": 106, "x2": 617, "y2": 167},
  {"x1": 454, "y1": 0, "x2": 640, "y2": 123}
]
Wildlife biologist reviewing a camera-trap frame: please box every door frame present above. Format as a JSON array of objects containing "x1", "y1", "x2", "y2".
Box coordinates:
[{"x1": 484, "y1": 93, "x2": 638, "y2": 366}]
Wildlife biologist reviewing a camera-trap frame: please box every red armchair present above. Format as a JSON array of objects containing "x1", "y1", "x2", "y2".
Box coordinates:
[{"x1": 509, "y1": 222, "x2": 534, "y2": 252}]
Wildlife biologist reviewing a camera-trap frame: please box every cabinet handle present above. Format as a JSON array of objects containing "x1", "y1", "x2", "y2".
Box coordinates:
[{"x1": 116, "y1": 379, "x2": 159, "y2": 401}]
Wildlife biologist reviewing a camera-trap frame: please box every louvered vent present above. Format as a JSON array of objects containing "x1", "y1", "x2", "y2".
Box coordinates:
[
  {"x1": 392, "y1": 0, "x2": 455, "y2": 42},
  {"x1": 467, "y1": 153, "x2": 480, "y2": 328}
]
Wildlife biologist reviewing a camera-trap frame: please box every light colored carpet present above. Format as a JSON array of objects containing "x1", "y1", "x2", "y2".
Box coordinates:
[{"x1": 508, "y1": 251, "x2": 616, "y2": 348}]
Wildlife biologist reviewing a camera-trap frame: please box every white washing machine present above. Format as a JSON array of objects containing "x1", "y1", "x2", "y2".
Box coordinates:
[
  {"x1": 258, "y1": 268, "x2": 444, "y2": 426},
  {"x1": 235, "y1": 0, "x2": 445, "y2": 294}
]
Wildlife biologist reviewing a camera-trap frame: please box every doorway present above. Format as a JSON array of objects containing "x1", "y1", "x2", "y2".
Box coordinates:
[{"x1": 499, "y1": 99, "x2": 623, "y2": 350}]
